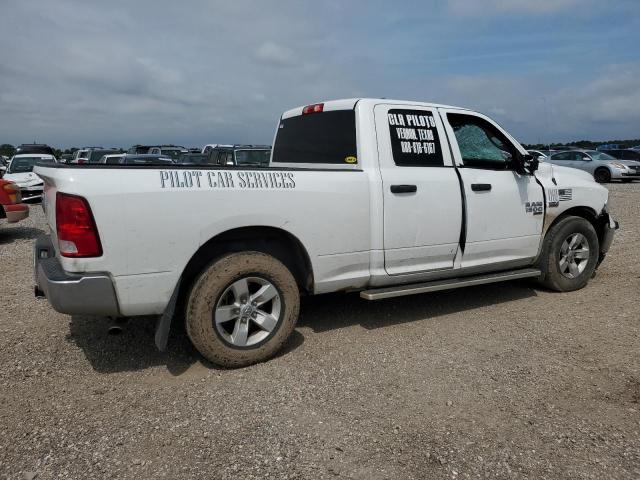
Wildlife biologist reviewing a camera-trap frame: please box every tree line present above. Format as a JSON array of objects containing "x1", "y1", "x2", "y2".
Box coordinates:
[{"x1": 522, "y1": 139, "x2": 640, "y2": 150}]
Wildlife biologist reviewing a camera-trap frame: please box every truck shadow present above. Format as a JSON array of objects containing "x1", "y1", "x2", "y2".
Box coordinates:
[
  {"x1": 67, "y1": 280, "x2": 537, "y2": 376},
  {"x1": 298, "y1": 280, "x2": 538, "y2": 332},
  {"x1": 0, "y1": 226, "x2": 45, "y2": 244},
  {"x1": 66, "y1": 315, "x2": 305, "y2": 376}
]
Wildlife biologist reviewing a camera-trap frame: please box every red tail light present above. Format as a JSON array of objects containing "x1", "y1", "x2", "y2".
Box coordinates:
[
  {"x1": 56, "y1": 193, "x2": 102, "y2": 257},
  {"x1": 302, "y1": 103, "x2": 324, "y2": 114}
]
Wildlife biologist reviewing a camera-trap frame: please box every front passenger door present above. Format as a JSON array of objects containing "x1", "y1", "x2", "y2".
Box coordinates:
[{"x1": 440, "y1": 109, "x2": 544, "y2": 269}]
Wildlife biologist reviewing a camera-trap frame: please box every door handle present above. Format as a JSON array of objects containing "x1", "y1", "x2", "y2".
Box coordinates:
[
  {"x1": 471, "y1": 183, "x2": 492, "y2": 192},
  {"x1": 390, "y1": 184, "x2": 417, "y2": 194}
]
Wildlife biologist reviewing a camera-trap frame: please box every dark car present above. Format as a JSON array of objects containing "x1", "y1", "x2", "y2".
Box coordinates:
[
  {"x1": 15, "y1": 144, "x2": 56, "y2": 156},
  {"x1": 127, "y1": 145, "x2": 152, "y2": 154},
  {"x1": 601, "y1": 149, "x2": 640, "y2": 161},
  {"x1": 177, "y1": 153, "x2": 213, "y2": 165},
  {"x1": 208, "y1": 145, "x2": 271, "y2": 167},
  {"x1": 127, "y1": 145, "x2": 187, "y2": 161},
  {"x1": 125, "y1": 155, "x2": 174, "y2": 165}
]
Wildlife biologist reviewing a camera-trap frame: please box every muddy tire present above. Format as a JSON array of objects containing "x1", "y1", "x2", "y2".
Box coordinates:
[
  {"x1": 186, "y1": 251, "x2": 300, "y2": 368},
  {"x1": 538, "y1": 216, "x2": 599, "y2": 292}
]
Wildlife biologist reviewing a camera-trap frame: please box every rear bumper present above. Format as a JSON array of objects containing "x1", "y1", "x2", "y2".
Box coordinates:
[
  {"x1": 2, "y1": 203, "x2": 29, "y2": 223},
  {"x1": 611, "y1": 169, "x2": 640, "y2": 179},
  {"x1": 34, "y1": 235, "x2": 120, "y2": 316},
  {"x1": 20, "y1": 187, "x2": 43, "y2": 200}
]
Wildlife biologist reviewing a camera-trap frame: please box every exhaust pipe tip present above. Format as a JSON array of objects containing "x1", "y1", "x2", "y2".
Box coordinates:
[{"x1": 107, "y1": 325, "x2": 123, "y2": 335}]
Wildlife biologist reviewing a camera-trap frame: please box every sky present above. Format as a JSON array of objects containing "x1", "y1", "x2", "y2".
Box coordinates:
[{"x1": 0, "y1": 0, "x2": 639, "y2": 148}]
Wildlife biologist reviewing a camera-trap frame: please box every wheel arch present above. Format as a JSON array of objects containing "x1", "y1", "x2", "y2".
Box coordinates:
[
  {"x1": 545, "y1": 205, "x2": 607, "y2": 250},
  {"x1": 178, "y1": 226, "x2": 314, "y2": 305}
]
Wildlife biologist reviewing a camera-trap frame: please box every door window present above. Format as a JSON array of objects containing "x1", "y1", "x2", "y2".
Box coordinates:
[
  {"x1": 447, "y1": 113, "x2": 516, "y2": 169},
  {"x1": 550, "y1": 152, "x2": 573, "y2": 161},
  {"x1": 387, "y1": 109, "x2": 444, "y2": 167}
]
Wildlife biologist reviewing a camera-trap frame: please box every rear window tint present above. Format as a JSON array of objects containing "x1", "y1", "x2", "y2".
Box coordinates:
[{"x1": 272, "y1": 110, "x2": 357, "y2": 164}]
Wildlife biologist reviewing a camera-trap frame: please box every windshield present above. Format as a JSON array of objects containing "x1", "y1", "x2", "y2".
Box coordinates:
[
  {"x1": 178, "y1": 154, "x2": 210, "y2": 164},
  {"x1": 7, "y1": 157, "x2": 55, "y2": 173},
  {"x1": 88, "y1": 150, "x2": 119, "y2": 163},
  {"x1": 161, "y1": 148, "x2": 187, "y2": 160},
  {"x1": 587, "y1": 151, "x2": 616, "y2": 161},
  {"x1": 234, "y1": 149, "x2": 271, "y2": 166}
]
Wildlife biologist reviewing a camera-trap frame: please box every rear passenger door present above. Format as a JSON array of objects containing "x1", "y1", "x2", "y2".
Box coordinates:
[
  {"x1": 375, "y1": 104, "x2": 463, "y2": 275},
  {"x1": 439, "y1": 109, "x2": 544, "y2": 268}
]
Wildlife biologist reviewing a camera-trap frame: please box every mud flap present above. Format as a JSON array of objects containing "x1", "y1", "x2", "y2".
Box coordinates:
[{"x1": 154, "y1": 277, "x2": 181, "y2": 352}]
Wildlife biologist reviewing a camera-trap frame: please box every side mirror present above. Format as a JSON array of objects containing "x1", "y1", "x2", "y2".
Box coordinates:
[
  {"x1": 519, "y1": 153, "x2": 539, "y2": 174},
  {"x1": 582, "y1": 156, "x2": 591, "y2": 161}
]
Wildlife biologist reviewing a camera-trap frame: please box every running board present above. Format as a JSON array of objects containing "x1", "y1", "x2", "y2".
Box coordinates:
[{"x1": 360, "y1": 268, "x2": 541, "y2": 301}]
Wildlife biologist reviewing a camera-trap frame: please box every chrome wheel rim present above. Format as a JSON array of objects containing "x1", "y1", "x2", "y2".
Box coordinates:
[
  {"x1": 559, "y1": 233, "x2": 590, "y2": 279},
  {"x1": 213, "y1": 276, "x2": 282, "y2": 348}
]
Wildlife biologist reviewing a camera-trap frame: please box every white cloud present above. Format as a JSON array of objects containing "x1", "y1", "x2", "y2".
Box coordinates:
[
  {"x1": 255, "y1": 42, "x2": 296, "y2": 67},
  {"x1": 434, "y1": 63, "x2": 640, "y2": 143}
]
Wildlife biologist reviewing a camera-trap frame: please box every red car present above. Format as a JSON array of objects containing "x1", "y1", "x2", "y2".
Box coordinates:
[{"x1": 0, "y1": 179, "x2": 29, "y2": 224}]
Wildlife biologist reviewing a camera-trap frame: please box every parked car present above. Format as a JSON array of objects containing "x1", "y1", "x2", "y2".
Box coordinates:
[
  {"x1": 600, "y1": 149, "x2": 640, "y2": 161},
  {"x1": 99, "y1": 154, "x2": 173, "y2": 165},
  {"x1": 151, "y1": 146, "x2": 188, "y2": 161},
  {"x1": 15, "y1": 144, "x2": 56, "y2": 156},
  {"x1": 70, "y1": 148, "x2": 92, "y2": 164},
  {"x1": 0, "y1": 157, "x2": 8, "y2": 177},
  {"x1": 59, "y1": 154, "x2": 73, "y2": 164},
  {"x1": 0, "y1": 178, "x2": 29, "y2": 225},
  {"x1": 201, "y1": 144, "x2": 219, "y2": 155},
  {"x1": 527, "y1": 150, "x2": 548, "y2": 160},
  {"x1": 97, "y1": 154, "x2": 125, "y2": 164},
  {"x1": 86, "y1": 148, "x2": 120, "y2": 163},
  {"x1": 547, "y1": 150, "x2": 640, "y2": 183},
  {"x1": 3, "y1": 154, "x2": 56, "y2": 201},
  {"x1": 127, "y1": 145, "x2": 153, "y2": 155},
  {"x1": 208, "y1": 145, "x2": 271, "y2": 167},
  {"x1": 34, "y1": 98, "x2": 617, "y2": 368},
  {"x1": 596, "y1": 144, "x2": 623, "y2": 151},
  {"x1": 127, "y1": 145, "x2": 187, "y2": 161},
  {"x1": 177, "y1": 153, "x2": 213, "y2": 165}
]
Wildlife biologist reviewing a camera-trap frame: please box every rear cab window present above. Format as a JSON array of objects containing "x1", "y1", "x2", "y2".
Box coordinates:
[{"x1": 272, "y1": 107, "x2": 358, "y2": 168}]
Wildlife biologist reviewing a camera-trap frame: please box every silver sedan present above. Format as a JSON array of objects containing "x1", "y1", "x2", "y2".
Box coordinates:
[{"x1": 546, "y1": 150, "x2": 640, "y2": 183}]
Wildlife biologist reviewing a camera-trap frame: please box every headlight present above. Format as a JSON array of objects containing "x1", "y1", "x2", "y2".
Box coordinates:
[{"x1": 610, "y1": 162, "x2": 627, "y2": 170}]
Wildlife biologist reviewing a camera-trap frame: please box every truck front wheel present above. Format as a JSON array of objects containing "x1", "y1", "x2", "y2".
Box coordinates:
[
  {"x1": 538, "y1": 216, "x2": 599, "y2": 292},
  {"x1": 186, "y1": 251, "x2": 300, "y2": 367}
]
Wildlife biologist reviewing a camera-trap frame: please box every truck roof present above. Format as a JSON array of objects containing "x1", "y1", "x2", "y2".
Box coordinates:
[{"x1": 281, "y1": 98, "x2": 469, "y2": 119}]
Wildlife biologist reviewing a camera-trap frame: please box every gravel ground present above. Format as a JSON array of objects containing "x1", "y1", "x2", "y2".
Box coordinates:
[{"x1": 1, "y1": 184, "x2": 639, "y2": 480}]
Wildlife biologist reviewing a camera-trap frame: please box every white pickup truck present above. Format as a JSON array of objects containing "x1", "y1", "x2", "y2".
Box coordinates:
[{"x1": 34, "y1": 98, "x2": 618, "y2": 367}]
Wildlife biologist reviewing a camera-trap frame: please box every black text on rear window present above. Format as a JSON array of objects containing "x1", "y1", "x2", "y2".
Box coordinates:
[{"x1": 272, "y1": 110, "x2": 357, "y2": 164}]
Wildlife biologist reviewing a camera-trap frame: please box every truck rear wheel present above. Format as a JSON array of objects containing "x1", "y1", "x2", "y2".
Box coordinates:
[
  {"x1": 186, "y1": 251, "x2": 300, "y2": 368},
  {"x1": 538, "y1": 216, "x2": 599, "y2": 292}
]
